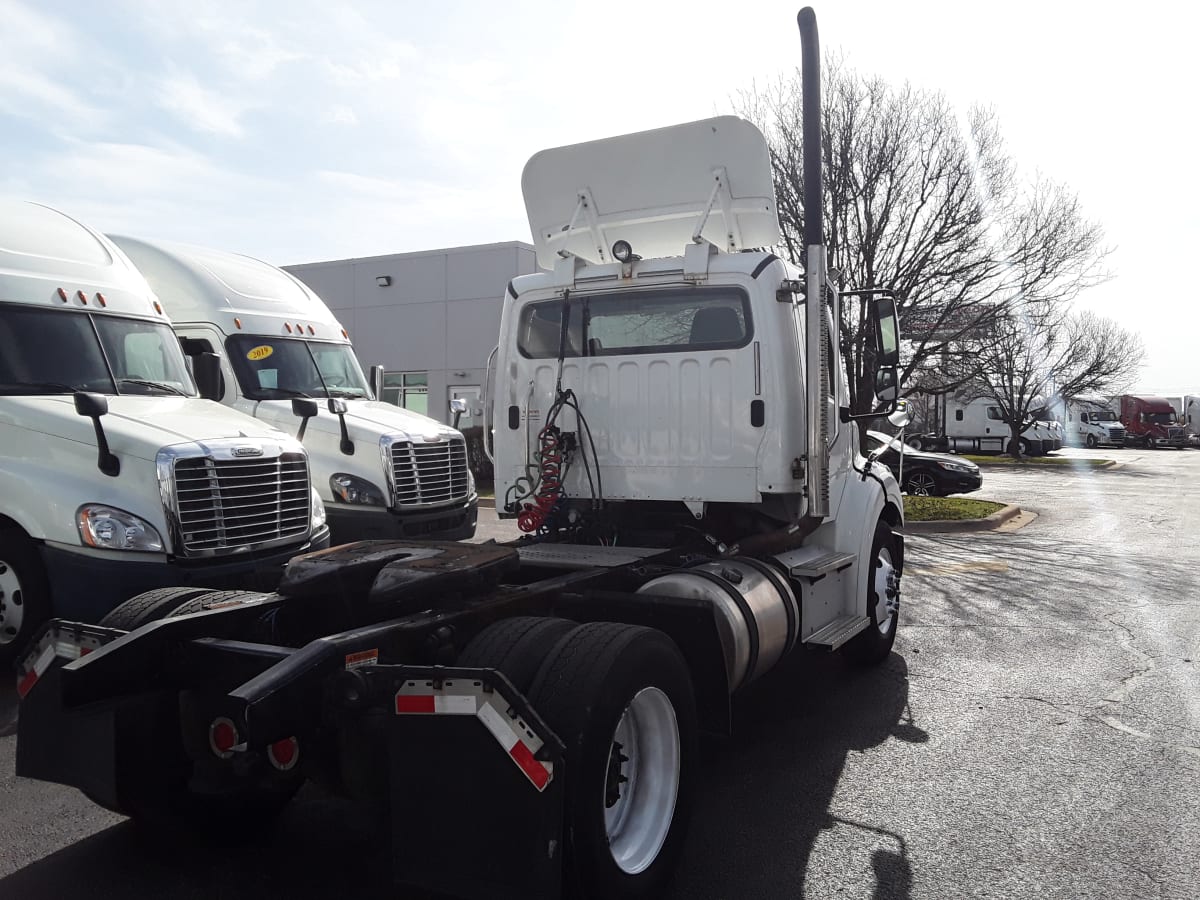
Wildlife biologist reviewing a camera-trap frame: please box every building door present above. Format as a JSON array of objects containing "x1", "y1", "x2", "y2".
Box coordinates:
[{"x1": 449, "y1": 385, "x2": 481, "y2": 430}]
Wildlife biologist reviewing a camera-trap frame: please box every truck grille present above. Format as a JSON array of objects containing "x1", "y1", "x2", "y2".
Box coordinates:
[
  {"x1": 1108, "y1": 426, "x2": 1126, "y2": 442},
  {"x1": 172, "y1": 453, "x2": 311, "y2": 554},
  {"x1": 390, "y1": 438, "x2": 470, "y2": 508}
]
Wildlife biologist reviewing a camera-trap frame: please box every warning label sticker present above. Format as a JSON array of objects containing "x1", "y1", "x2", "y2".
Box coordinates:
[{"x1": 345, "y1": 648, "x2": 379, "y2": 670}]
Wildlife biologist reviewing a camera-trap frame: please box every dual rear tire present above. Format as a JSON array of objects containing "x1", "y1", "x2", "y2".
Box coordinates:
[{"x1": 459, "y1": 618, "x2": 698, "y2": 899}]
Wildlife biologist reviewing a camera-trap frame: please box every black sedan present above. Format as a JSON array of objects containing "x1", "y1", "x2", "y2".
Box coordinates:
[{"x1": 865, "y1": 430, "x2": 983, "y2": 497}]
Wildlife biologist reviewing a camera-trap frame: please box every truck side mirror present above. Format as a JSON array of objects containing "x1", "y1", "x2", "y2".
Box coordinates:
[
  {"x1": 292, "y1": 397, "x2": 319, "y2": 442},
  {"x1": 73, "y1": 391, "x2": 120, "y2": 476},
  {"x1": 873, "y1": 296, "x2": 900, "y2": 368},
  {"x1": 194, "y1": 351, "x2": 223, "y2": 401},
  {"x1": 450, "y1": 397, "x2": 468, "y2": 429},
  {"x1": 369, "y1": 364, "x2": 385, "y2": 402},
  {"x1": 328, "y1": 398, "x2": 354, "y2": 455},
  {"x1": 874, "y1": 367, "x2": 899, "y2": 403}
]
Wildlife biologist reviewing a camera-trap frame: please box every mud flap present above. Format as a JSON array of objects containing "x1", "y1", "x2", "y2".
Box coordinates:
[{"x1": 367, "y1": 665, "x2": 566, "y2": 900}]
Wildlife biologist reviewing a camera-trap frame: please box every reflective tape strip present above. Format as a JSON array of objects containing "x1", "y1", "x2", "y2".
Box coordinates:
[
  {"x1": 393, "y1": 679, "x2": 554, "y2": 791},
  {"x1": 16, "y1": 644, "x2": 56, "y2": 699},
  {"x1": 478, "y1": 701, "x2": 552, "y2": 791},
  {"x1": 395, "y1": 693, "x2": 477, "y2": 715}
]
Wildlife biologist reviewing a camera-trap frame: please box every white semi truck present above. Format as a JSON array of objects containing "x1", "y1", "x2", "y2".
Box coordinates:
[
  {"x1": 1056, "y1": 394, "x2": 1126, "y2": 448},
  {"x1": 108, "y1": 237, "x2": 478, "y2": 543},
  {"x1": 0, "y1": 200, "x2": 330, "y2": 663},
  {"x1": 15, "y1": 9, "x2": 905, "y2": 898},
  {"x1": 909, "y1": 395, "x2": 1055, "y2": 455}
]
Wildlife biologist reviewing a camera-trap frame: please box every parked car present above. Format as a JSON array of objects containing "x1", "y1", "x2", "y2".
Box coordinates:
[{"x1": 866, "y1": 430, "x2": 983, "y2": 496}]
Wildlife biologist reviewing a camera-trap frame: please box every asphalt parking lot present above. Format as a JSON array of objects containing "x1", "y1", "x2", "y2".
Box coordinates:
[{"x1": 1, "y1": 446, "x2": 1197, "y2": 899}]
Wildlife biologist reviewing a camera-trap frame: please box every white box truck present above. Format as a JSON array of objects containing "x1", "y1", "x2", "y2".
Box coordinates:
[
  {"x1": 108, "y1": 237, "x2": 478, "y2": 543},
  {"x1": 0, "y1": 200, "x2": 330, "y2": 661}
]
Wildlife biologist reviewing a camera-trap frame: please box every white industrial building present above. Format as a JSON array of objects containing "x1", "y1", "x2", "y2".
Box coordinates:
[{"x1": 285, "y1": 241, "x2": 537, "y2": 427}]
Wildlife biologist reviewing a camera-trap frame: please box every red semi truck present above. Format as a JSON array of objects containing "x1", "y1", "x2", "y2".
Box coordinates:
[{"x1": 1119, "y1": 395, "x2": 1187, "y2": 448}]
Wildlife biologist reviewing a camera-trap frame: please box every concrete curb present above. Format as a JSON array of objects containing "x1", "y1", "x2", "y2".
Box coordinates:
[
  {"x1": 900, "y1": 503, "x2": 1022, "y2": 535},
  {"x1": 479, "y1": 497, "x2": 496, "y2": 509}
]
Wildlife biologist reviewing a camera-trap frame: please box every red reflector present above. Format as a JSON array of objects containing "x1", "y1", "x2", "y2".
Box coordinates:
[
  {"x1": 77, "y1": 290, "x2": 88, "y2": 304},
  {"x1": 307, "y1": 325, "x2": 315, "y2": 335},
  {"x1": 395, "y1": 694, "x2": 436, "y2": 714},
  {"x1": 16, "y1": 669, "x2": 38, "y2": 699},
  {"x1": 210, "y1": 718, "x2": 238, "y2": 755},
  {"x1": 268, "y1": 736, "x2": 299, "y2": 770},
  {"x1": 153, "y1": 301, "x2": 163, "y2": 314},
  {"x1": 234, "y1": 317, "x2": 242, "y2": 329},
  {"x1": 285, "y1": 323, "x2": 293, "y2": 333},
  {"x1": 510, "y1": 740, "x2": 550, "y2": 790},
  {"x1": 57, "y1": 287, "x2": 68, "y2": 301},
  {"x1": 341, "y1": 329, "x2": 348, "y2": 339}
]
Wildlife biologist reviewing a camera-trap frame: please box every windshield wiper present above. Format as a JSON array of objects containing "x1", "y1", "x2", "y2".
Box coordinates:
[
  {"x1": 327, "y1": 389, "x2": 368, "y2": 399},
  {"x1": 259, "y1": 387, "x2": 313, "y2": 399},
  {"x1": 118, "y1": 378, "x2": 189, "y2": 397},
  {"x1": 0, "y1": 381, "x2": 82, "y2": 395}
]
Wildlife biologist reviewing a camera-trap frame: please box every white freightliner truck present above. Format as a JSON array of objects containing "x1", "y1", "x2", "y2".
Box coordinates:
[
  {"x1": 0, "y1": 200, "x2": 330, "y2": 663},
  {"x1": 1055, "y1": 393, "x2": 1126, "y2": 448},
  {"x1": 15, "y1": 10, "x2": 905, "y2": 899},
  {"x1": 108, "y1": 236, "x2": 479, "y2": 543},
  {"x1": 908, "y1": 394, "x2": 1055, "y2": 455}
]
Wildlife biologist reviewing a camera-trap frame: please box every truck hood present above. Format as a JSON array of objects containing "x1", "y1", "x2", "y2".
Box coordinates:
[
  {"x1": 251, "y1": 399, "x2": 460, "y2": 444},
  {"x1": 2, "y1": 396, "x2": 293, "y2": 463}
]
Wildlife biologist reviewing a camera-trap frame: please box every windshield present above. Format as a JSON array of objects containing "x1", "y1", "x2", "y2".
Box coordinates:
[
  {"x1": 1087, "y1": 410, "x2": 1118, "y2": 422},
  {"x1": 226, "y1": 335, "x2": 371, "y2": 401},
  {"x1": 1144, "y1": 412, "x2": 1174, "y2": 425},
  {"x1": 0, "y1": 305, "x2": 197, "y2": 396}
]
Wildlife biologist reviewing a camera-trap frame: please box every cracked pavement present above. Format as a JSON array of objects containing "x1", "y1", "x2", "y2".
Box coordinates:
[{"x1": 0, "y1": 447, "x2": 1196, "y2": 898}]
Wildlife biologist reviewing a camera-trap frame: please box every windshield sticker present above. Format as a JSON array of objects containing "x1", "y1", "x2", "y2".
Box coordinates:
[{"x1": 246, "y1": 345, "x2": 274, "y2": 361}]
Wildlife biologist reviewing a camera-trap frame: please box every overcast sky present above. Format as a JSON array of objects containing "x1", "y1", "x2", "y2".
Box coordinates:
[{"x1": 3, "y1": 0, "x2": 1196, "y2": 393}]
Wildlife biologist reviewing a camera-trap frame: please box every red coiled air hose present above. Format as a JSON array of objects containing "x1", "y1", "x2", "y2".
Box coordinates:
[{"x1": 517, "y1": 426, "x2": 564, "y2": 533}]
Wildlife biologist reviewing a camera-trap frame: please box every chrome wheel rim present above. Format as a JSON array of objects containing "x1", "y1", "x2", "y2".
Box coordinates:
[
  {"x1": 873, "y1": 547, "x2": 899, "y2": 636},
  {"x1": 604, "y1": 686, "x2": 680, "y2": 875},
  {"x1": 907, "y1": 474, "x2": 936, "y2": 496},
  {"x1": 0, "y1": 558, "x2": 25, "y2": 646}
]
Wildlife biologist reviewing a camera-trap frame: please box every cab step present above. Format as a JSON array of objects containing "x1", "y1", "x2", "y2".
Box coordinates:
[
  {"x1": 775, "y1": 549, "x2": 856, "y2": 580},
  {"x1": 804, "y1": 615, "x2": 870, "y2": 650}
]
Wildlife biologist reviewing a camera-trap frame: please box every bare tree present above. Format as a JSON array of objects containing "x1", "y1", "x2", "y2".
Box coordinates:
[
  {"x1": 965, "y1": 309, "x2": 1144, "y2": 456},
  {"x1": 735, "y1": 60, "x2": 1110, "y2": 422}
]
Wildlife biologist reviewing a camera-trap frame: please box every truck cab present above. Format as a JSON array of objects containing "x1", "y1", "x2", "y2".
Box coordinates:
[
  {"x1": 1120, "y1": 394, "x2": 1186, "y2": 448},
  {"x1": 0, "y1": 200, "x2": 329, "y2": 660},
  {"x1": 492, "y1": 115, "x2": 904, "y2": 596},
  {"x1": 1060, "y1": 395, "x2": 1126, "y2": 448},
  {"x1": 109, "y1": 237, "x2": 478, "y2": 543}
]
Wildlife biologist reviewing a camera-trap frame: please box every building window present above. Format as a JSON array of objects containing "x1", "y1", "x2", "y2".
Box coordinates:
[{"x1": 383, "y1": 372, "x2": 428, "y2": 415}]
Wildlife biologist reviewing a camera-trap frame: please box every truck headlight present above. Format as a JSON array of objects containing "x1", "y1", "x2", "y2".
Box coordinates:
[
  {"x1": 329, "y1": 474, "x2": 386, "y2": 506},
  {"x1": 77, "y1": 505, "x2": 164, "y2": 552},
  {"x1": 311, "y1": 488, "x2": 328, "y2": 530}
]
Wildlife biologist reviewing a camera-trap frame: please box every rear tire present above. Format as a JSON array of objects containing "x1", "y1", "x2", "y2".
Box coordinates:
[
  {"x1": 528, "y1": 622, "x2": 697, "y2": 900},
  {"x1": 843, "y1": 521, "x2": 901, "y2": 666},
  {"x1": 0, "y1": 528, "x2": 51, "y2": 665},
  {"x1": 98, "y1": 586, "x2": 214, "y2": 629},
  {"x1": 457, "y1": 616, "x2": 577, "y2": 692},
  {"x1": 167, "y1": 590, "x2": 271, "y2": 618}
]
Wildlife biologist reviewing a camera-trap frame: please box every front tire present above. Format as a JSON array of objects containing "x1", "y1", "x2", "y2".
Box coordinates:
[
  {"x1": 0, "y1": 528, "x2": 51, "y2": 664},
  {"x1": 843, "y1": 521, "x2": 901, "y2": 666},
  {"x1": 528, "y1": 623, "x2": 697, "y2": 899},
  {"x1": 1085, "y1": 434, "x2": 1097, "y2": 449}
]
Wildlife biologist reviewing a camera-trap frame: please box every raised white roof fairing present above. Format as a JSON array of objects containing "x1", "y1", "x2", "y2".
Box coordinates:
[{"x1": 522, "y1": 116, "x2": 782, "y2": 270}]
